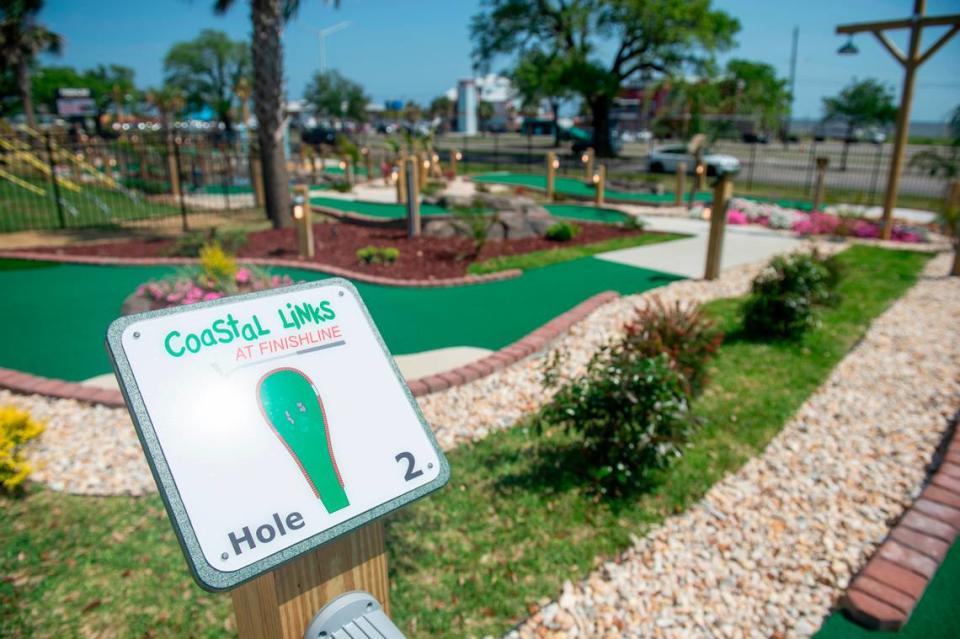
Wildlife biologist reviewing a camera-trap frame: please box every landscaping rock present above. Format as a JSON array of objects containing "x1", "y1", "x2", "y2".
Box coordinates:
[{"x1": 424, "y1": 192, "x2": 557, "y2": 240}]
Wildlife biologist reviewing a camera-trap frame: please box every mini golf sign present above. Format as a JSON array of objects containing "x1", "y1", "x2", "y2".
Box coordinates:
[{"x1": 106, "y1": 278, "x2": 450, "y2": 591}]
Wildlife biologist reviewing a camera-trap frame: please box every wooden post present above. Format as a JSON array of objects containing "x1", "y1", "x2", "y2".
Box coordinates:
[
  {"x1": 363, "y1": 148, "x2": 373, "y2": 182},
  {"x1": 704, "y1": 174, "x2": 734, "y2": 280},
  {"x1": 343, "y1": 157, "x2": 354, "y2": 186},
  {"x1": 450, "y1": 150, "x2": 460, "y2": 177},
  {"x1": 318, "y1": 146, "x2": 326, "y2": 174},
  {"x1": 231, "y1": 521, "x2": 388, "y2": 639},
  {"x1": 582, "y1": 148, "x2": 594, "y2": 181},
  {"x1": 166, "y1": 135, "x2": 181, "y2": 199},
  {"x1": 675, "y1": 162, "x2": 686, "y2": 207},
  {"x1": 293, "y1": 184, "x2": 315, "y2": 259},
  {"x1": 430, "y1": 152, "x2": 442, "y2": 178},
  {"x1": 396, "y1": 155, "x2": 407, "y2": 204},
  {"x1": 416, "y1": 152, "x2": 427, "y2": 191},
  {"x1": 812, "y1": 156, "x2": 829, "y2": 212},
  {"x1": 546, "y1": 151, "x2": 557, "y2": 202},
  {"x1": 594, "y1": 164, "x2": 606, "y2": 207},
  {"x1": 405, "y1": 157, "x2": 421, "y2": 238},
  {"x1": 695, "y1": 161, "x2": 707, "y2": 192},
  {"x1": 250, "y1": 149, "x2": 265, "y2": 208}
]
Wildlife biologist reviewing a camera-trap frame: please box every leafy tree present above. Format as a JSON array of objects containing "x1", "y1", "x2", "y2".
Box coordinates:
[
  {"x1": 909, "y1": 104, "x2": 960, "y2": 179},
  {"x1": 428, "y1": 95, "x2": 454, "y2": 132},
  {"x1": 304, "y1": 69, "x2": 368, "y2": 123},
  {"x1": 822, "y1": 78, "x2": 897, "y2": 170},
  {"x1": 85, "y1": 64, "x2": 137, "y2": 119},
  {"x1": 720, "y1": 58, "x2": 790, "y2": 134},
  {"x1": 511, "y1": 48, "x2": 571, "y2": 146},
  {"x1": 471, "y1": 0, "x2": 739, "y2": 156},
  {"x1": 0, "y1": 0, "x2": 63, "y2": 128},
  {"x1": 30, "y1": 64, "x2": 84, "y2": 112},
  {"x1": 477, "y1": 100, "x2": 494, "y2": 133},
  {"x1": 402, "y1": 100, "x2": 421, "y2": 124},
  {"x1": 164, "y1": 29, "x2": 250, "y2": 133},
  {"x1": 146, "y1": 85, "x2": 186, "y2": 131}
]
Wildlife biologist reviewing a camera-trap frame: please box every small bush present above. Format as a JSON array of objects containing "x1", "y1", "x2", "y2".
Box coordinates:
[
  {"x1": 166, "y1": 228, "x2": 247, "y2": 257},
  {"x1": 452, "y1": 205, "x2": 497, "y2": 258},
  {"x1": 199, "y1": 242, "x2": 238, "y2": 285},
  {"x1": 742, "y1": 251, "x2": 842, "y2": 339},
  {"x1": 356, "y1": 246, "x2": 400, "y2": 265},
  {"x1": 420, "y1": 180, "x2": 444, "y2": 196},
  {"x1": 622, "y1": 298, "x2": 723, "y2": 396},
  {"x1": 0, "y1": 406, "x2": 45, "y2": 492},
  {"x1": 545, "y1": 221, "x2": 581, "y2": 242},
  {"x1": 330, "y1": 180, "x2": 352, "y2": 193},
  {"x1": 621, "y1": 215, "x2": 646, "y2": 231},
  {"x1": 542, "y1": 351, "x2": 691, "y2": 494}
]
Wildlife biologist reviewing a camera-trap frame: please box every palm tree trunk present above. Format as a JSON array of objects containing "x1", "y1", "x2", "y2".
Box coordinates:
[
  {"x1": 17, "y1": 59, "x2": 36, "y2": 130},
  {"x1": 251, "y1": 0, "x2": 291, "y2": 229}
]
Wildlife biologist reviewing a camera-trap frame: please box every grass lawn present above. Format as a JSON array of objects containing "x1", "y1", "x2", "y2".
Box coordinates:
[
  {"x1": 468, "y1": 232, "x2": 686, "y2": 275},
  {"x1": 0, "y1": 246, "x2": 932, "y2": 637}
]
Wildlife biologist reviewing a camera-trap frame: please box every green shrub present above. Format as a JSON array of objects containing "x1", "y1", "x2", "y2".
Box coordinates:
[
  {"x1": 621, "y1": 215, "x2": 646, "y2": 231},
  {"x1": 420, "y1": 180, "x2": 444, "y2": 196},
  {"x1": 545, "y1": 221, "x2": 581, "y2": 242},
  {"x1": 542, "y1": 351, "x2": 692, "y2": 494},
  {"x1": 742, "y1": 251, "x2": 842, "y2": 339},
  {"x1": 452, "y1": 205, "x2": 497, "y2": 258},
  {"x1": 330, "y1": 180, "x2": 353, "y2": 193},
  {"x1": 166, "y1": 228, "x2": 247, "y2": 257},
  {"x1": 356, "y1": 245, "x2": 400, "y2": 265},
  {"x1": 622, "y1": 298, "x2": 723, "y2": 396},
  {"x1": 1, "y1": 406, "x2": 45, "y2": 492}
]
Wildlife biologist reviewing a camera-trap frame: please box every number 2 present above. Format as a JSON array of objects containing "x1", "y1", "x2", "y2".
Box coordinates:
[{"x1": 395, "y1": 452, "x2": 424, "y2": 481}]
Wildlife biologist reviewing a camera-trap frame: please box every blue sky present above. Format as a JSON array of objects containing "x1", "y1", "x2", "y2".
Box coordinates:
[{"x1": 40, "y1": 0, "x2": 960, "y2": 122}]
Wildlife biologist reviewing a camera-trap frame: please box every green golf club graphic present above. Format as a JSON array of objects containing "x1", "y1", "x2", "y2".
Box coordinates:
[{"x1": 256, "y1": 367, "x2": 349, "y2": 514}]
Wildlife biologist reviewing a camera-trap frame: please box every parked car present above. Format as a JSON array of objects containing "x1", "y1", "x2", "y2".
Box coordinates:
[
  {"x1": 742, "y1": 132, "x2": 769, "y2": 144},
  {"x1": 301, "y1": 126, "x2": 337, "y2": 146},
  {"x1": 646, "y1": 144, "x2": 741, "y2": 176},
  {"x1": 620, "y1": 129, "x2": 653, "y2": 143},
  {"x1": 571, "y1": 129, "x2": 622, "y2": 155}
]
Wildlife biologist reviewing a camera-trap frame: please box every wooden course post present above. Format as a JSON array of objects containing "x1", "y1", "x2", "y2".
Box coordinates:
[
  {"x1": 812, "y1": 156, "x2": 829, "y2": 212},
  {"x1": 396, "y1": 155, "x2": 407, "y2": 204},
  {"x1": 594, "y1": 164, "x2": 606, "y2": 206},
  {"x1": 405, "y1": 156, "x2": 421, "y2": 238},
  {"x1": 546, "y1": 152, "x2": 558, "y2": 202},
  {"x1": 704, "y1": 174, "x2": 734, "y2": 280},
  {"x1": 582, "y1": 147, "x2": 594, "y2": 181},
  {"x1": 363, "y1": 148, "x2": 373, "y2": 182},
  {"x1": 675, "y1": 162, "x2": 686, "y2": 207},
  {"x1": 450, "y1": 150, "x2": 460, "y2": 177},
  {"x1": 293, "y1": 184, "x2": 315, "y2": 259},
  {"x1": 695, "y1": 161, "x2": 707, "y2": 192},
  {"x1": 231, "y1": 521, "x2": 388, "y2": 639}
]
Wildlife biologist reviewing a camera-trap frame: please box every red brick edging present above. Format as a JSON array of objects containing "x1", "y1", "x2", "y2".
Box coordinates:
[
  {"x1": 0, "y1": 291, "x2": 620, "y2": 406},
  {"x1": 842, "y1": 414, "x2": 960, "y2": 630},
  {"x1": 0, "y1": 250, "x2": 521, "y2": 288}
]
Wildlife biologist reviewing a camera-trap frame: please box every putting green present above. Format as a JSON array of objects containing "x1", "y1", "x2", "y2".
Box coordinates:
[
  {"x1": 309, "y1": 196, "x2": 630, "y2": 224},
  {"x1": 815, "y1": 538, "x2": 960, "y2": 638},
  {"x1": 472, "y1": 172, "x2": 713, "y2": 204},
  {"x1": 0, "y1": 256, "x2": 681, "y2": 382}
]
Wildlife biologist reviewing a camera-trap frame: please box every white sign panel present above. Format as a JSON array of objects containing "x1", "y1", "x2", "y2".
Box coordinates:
[{"x1": 107, "y1": 278, "x2": 449, "y2": 591}]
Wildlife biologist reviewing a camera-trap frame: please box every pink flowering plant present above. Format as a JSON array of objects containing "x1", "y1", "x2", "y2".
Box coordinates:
[{"x1": 122, "y1": 243, "x2": 296, "y2": 314}]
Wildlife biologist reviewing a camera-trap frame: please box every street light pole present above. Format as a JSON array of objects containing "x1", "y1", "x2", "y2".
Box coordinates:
[{"x1": 836, "y1": 1, "x2": 960, "y2": 240}]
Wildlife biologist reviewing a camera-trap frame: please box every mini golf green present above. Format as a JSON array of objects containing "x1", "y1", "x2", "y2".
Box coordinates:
[
  {"x1": 309, "y1": 196, "x2": 630, "y2": 224},
  {"x1": 472, "y1": 172, "x2": 713, "y2": 205},
  {"x1": 814, "y1": 538, "x2": 960, "y2": 639},
  {"x1": 0, "y1": 256, "x2": 681, "y2": 382}
]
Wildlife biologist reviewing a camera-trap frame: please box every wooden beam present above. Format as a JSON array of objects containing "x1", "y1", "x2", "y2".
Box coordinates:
[
  {"x1": 837, "y1": 14, "x2": 960, "y2": 34},
  {"x1": 918, "y1": 24, "x2": 960, "y2": 65},
  {"x1": 873, "y1": 31, "x2": 906, "y2": 65}
]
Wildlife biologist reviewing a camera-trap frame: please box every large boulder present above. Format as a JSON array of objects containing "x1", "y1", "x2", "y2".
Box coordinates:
[{"x1": 422, "y1": 192, "x2": 557, "y2": 240}]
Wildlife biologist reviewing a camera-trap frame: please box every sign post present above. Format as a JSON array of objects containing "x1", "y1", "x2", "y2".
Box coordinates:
[
  {"x1": 545, "y1": 152, "x2": 557, "y2": 202},
  {"x1": 705, "y1": 173, "x2": 733, "y2": 280},
  {"x1": 293, "y1": 185, "x2": 315, "y2": 259},
  {"x1": 107, "y1": 278, "x2": 449, "y2": 637},
  {"x1": 593, "y1": 164, "x2": 606, "y2": 207}
]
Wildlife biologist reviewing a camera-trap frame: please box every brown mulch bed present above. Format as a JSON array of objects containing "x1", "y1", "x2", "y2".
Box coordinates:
[{"x1": 38, "y1": 221, "x2": 652, "y2": 280}]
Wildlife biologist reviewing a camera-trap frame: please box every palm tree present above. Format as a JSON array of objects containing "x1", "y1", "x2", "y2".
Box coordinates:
[
  {"x1": 0, "y1": 0, "x2": 63, "y2": 129},
  {"x1": 214, "y1": 0, "x2": 340, "y2": 229}
]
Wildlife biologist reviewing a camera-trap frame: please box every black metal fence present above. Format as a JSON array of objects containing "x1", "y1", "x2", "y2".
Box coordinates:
[{"x1": 0, "y1": 125, "x2": 265, "y2": 233}]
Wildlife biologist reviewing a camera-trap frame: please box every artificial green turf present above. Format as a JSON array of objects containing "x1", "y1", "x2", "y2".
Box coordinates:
[
  {"x1": 0, "y1": 257, "x2": 680, "y2": 381},
  {"x1": 815, "y1": 539, "x2": 960, "y2": 639},
  {"x1": 309, "y1": 196, "x2": 450, "y2": 219},
  {"x1": 0, "y1": 246, "x2": 930, "y2": 638},
  {"x1": 542, "y1": 204, "x2": 631, "y2": 223},
  {"x1": 472, "y1": 171, "x2": 714, "y2": 204},
  {"x1": 468, "y1": 232, "x2": 685, "y2": 274},
  {"x1": 199, "y1": 184, "x2": 254, "y2": 195}
]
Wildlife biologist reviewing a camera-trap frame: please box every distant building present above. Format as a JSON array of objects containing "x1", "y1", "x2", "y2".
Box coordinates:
[{"x1": 447, "y1": 73, "x2": 518, "y2": 133}]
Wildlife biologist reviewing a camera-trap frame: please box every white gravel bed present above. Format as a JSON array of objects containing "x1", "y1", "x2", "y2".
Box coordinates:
[{"x1": 508, "y1": 252, "x2": 960, "y2": 639}]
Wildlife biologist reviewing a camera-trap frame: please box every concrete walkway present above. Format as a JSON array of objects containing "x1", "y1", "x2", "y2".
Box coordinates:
[{"x1": 596, "y1": 215, "x2": 806, "y2": 279}]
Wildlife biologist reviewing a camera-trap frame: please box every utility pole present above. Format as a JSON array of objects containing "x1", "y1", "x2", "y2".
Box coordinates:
[
  {"x1": 784, "y1": 26, "x2": 798, "y2": 146},
  {"x1": 836, "y1": 1, "x2": 960, "y2": 240},
  {"x1": 316, "y1": 22, "x2": 351, "y2": 74}
]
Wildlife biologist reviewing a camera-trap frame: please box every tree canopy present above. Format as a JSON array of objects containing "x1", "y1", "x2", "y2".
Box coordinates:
[
  {"x1": 303, "y1": 69, "x2": 368, "y2": 122},
  {"x1": 163, "y1": 29, "x2": 250, "y2": 131},
  {"x1": 0, "y1": 0, "x2": 63, "y2": 127},
  {"x1": 471, "y1": 0, "x2": 739, "y2": 155},
  {"x1": 719, "y1": 58, "x2": 790, "y2": 132},
  {"x1": 822, "y1": 78, "x2": 897, "y2": 134}
]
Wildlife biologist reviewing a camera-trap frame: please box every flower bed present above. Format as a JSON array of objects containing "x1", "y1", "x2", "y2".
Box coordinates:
[
  {"x1": 691, "y1": 198, "x2": 929, "y2": 243},
  {"x1": 121, "y1": 245, "x2": 295, "y2": 314}
]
